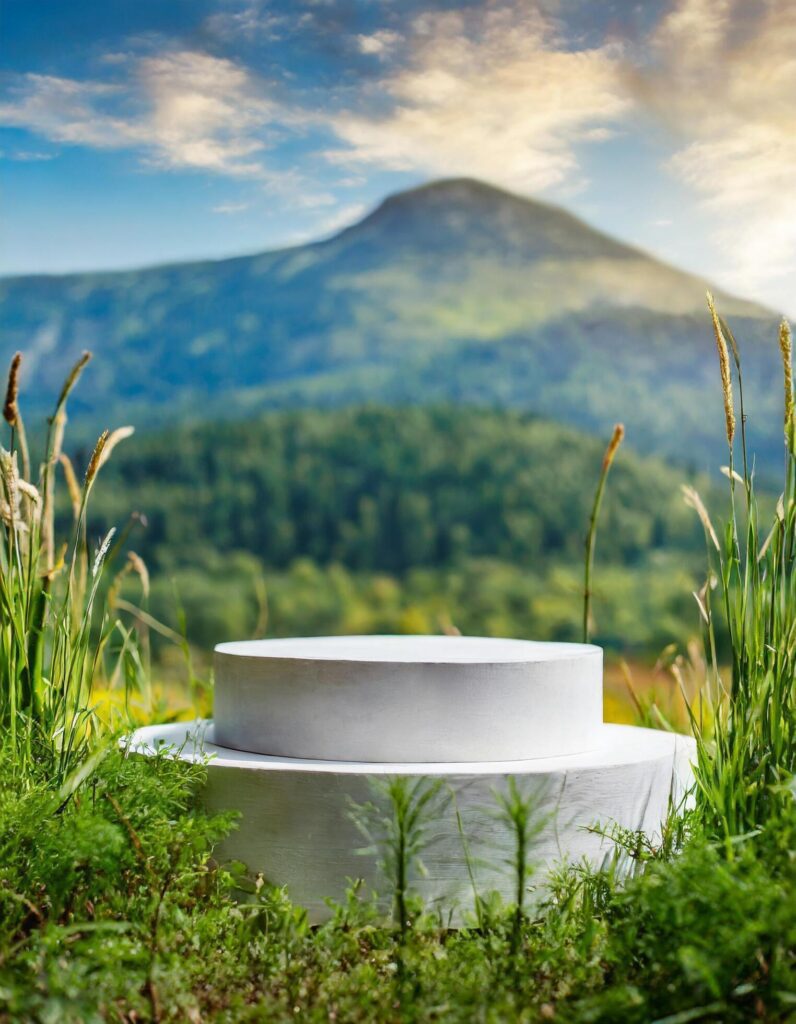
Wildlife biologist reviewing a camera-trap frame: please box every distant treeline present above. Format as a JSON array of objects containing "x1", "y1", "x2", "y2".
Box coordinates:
[{"x1": 90, "y1": 405, "x2": 705, "y2": 574}]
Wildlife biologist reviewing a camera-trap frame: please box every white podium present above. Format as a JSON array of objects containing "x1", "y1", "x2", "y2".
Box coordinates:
[{"x1": 132, "y1": 636, "x2": 694, "y2": 922}]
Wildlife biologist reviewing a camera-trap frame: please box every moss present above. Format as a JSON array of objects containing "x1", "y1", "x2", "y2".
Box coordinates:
[{"x1": 1, "y1": 752, "x2": 793, "y2": 1023}]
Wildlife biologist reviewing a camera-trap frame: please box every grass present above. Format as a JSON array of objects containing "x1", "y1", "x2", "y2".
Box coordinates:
[
  {"x1": 1, "y1": 752, "x2": 793, "y2": 1022},
  {"x1": 0, "y1": 350, "x2": 147, "y2": 791},
  {"x1": 1, "y1": 304, "x2": 795, "y2": 1021},
  {"x1": 583, "y1": 422, "x2": 624, "y2": 643},
  {"x1": 683, "y1": 304, "x2": 796, "y2": 841}
]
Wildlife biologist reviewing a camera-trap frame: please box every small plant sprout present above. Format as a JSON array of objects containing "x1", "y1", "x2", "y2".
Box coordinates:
[
  {"x1": 352, "y1": 776, "x2": 447, "y2": 939},
  {"x1": 493, "y1": 777, "x2": 547, "y2": 957}
]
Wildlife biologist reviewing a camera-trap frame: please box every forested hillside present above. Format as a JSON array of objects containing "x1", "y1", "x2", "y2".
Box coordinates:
[
  {"x1": 88, "y1": 406, "x2": 710, "y2": 651},
  {"x1": 93, "y1": 406, "x2": 705, "y2": 572}
]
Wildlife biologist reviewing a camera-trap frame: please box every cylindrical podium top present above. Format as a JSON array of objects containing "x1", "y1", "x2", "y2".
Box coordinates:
[{"x1": 213, "y1": 635, "x2": 603, "y2": 763}]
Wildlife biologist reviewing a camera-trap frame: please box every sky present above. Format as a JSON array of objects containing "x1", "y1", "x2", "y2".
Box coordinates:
[{"x1": 1, "y1": 0, "x2": 794, "y2": 316}]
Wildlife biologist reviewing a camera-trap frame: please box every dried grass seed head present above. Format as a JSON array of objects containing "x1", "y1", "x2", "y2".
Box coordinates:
[
  {"x1": 127, "y1": 551, "x2": 150, "y2": 598},
  {"x1": 98, "y1": 425, "x2": 134, "y2": 469},
  {"x1": 0, "y1": 447, "x2": 22, "y2": 529},
  {"x1": 85, "y1": 429, "x2": 110, "y2": 490},
  {"x1": 92, "y1": 527, "x2": 116, "y2": 579},
  {"x1": 602, "y1": 423, "x2": 625, "y2": 471},
  {"x1": 779, "y1": 319, "x2": 794, "y2": 444},
  {"x1": 707, "y1": 292, "x2": 736, "y2": 447},
  {"x1": 58, "y1": 453, "x2": 82, "y2": 520},
  {"x1": 3, "y1": 352, "x2": 22, "y2": 427},
  {"x1": 682, "y1": 483, "x2": 720, "y2": 551},
  {"x1": 55, "y1": 350, "x2": 92, "y2": 413}
]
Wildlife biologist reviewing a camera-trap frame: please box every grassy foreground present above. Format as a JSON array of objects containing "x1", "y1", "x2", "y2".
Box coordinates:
[{"x1": 1, "y1": 306, "x2": 796, "y2": 1022}]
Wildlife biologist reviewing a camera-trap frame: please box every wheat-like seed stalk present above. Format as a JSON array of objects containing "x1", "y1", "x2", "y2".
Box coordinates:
[
  {"x1": 682, "y1": 484, "x2": 720, "y2": 551},
  {"x1": 17, "y1": 479, "x2": 41, "y2": 529},
  {"x1": 127, "y1": 551, "x2": 150, "y2": 598},
  {"x1": 42, "y1": 410, "x2": 67, "y2": 570},
  {"x1": 58, "y1": 453, "x2": 82, "y2": 520},
  {"x1": 3, "y1": 352, "x2": 21, "y2": 426},
  {"x1": 0, "y1": 448, "x2": 22, "y2": 532},
  {"x1": 51, "y1": 410, "x2": 66, "y2": 462},
  {"x1": 601, "y1": 423, "x2": 625, "y2": 471},
  {"x1": 720, "y1": 465, "x2": 744, "y2": 485},
  {"x1": 583, "y1": 422, "x2": 626, "y2": 642},
  {"x1": 55, "y1": 351, "x2": 92, "y2": 414},
  {"x1": 92, "y1": 527, "x2": 116, "y2": 579},
  {"x1": 2, "y1": 352, "x2": 31, "y2": 482},
  {"x1": 17, "y1": 479, "x2": 39, "y2": 503},
  {"x1": 779, "y1": 319, "x2": 794, "y2": 448},
  {"x1": 707, "y1": 293, "x2": 735, "y2": 447},
  {"x1": 84, "y1": 430, "x2": 110, "y2": 492},
  {"x1": 692, "y1": 586, "x2": 710, "y2": 625},
  {"x1": 98, "y1": 425, "x2": 135, "y2": 469}
]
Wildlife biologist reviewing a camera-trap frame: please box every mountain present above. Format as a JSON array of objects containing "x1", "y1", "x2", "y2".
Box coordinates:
[{"x1": 0, "y1": 178, "x2": 784, "y2": 469}]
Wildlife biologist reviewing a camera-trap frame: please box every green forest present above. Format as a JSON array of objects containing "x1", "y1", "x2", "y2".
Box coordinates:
[{"x1": 85, "y1": 406, "x2": 711, "y2": 653}]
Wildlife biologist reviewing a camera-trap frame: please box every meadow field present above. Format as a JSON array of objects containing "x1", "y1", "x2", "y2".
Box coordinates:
[{"x1": 1, "y1": 303, "x2": 794, "y2": 1021}]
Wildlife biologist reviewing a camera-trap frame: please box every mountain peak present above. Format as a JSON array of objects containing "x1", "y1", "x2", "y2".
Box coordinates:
[
  {"x1": 376, "y1": 176, "x2": 525, "y2": 208},
  {"x1": 336, "y1": 176, "x2": 635, "y2": 264},
  {"x1": 364, "y1": 176, "x2": 569, "y2": 223}
]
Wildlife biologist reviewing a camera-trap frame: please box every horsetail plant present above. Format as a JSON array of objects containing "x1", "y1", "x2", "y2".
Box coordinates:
[
  {"x1": 493, "y1": 777, "x2": 547, "y2": 959},
  {"x1": 353, "y1": 776, "x2": 447, "y2": 940}
]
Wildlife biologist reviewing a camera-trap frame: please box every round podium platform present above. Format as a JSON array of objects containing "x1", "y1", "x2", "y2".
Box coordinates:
[
  {"x1": 132, "y1": 635, "x2": 694, "y2": 923},
  {"x1": 131, "y1": 719, "x2": 695, "y2": 923},
  {"x1": 214, "y1": 635, "x2": 603, "y2": 762}
]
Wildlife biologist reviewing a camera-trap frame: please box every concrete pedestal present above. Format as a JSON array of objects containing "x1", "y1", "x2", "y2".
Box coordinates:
[
  {"x1": 131, "y1": 636, "x2": 694, "y2": 923},
  {"x1": 214, "y1": 636, "x2": 603, "y2": 762}
]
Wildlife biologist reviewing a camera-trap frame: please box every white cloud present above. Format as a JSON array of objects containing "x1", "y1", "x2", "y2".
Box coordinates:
[
  {"x1": 637, "y1": 0, "x2": 796, "y2": 310},
  {"x1": 280, "y1": 202, "x2": 367, "y2": 247},
  {"x1": 315, "y1": 202, "x2": 366, "y2": 236},
  {"x1": 204, "y1": 2, "x2": 286, "y2": 42},
  {"x1": 0, "y1": 149, "x2": 57, "y2": 161},
  {"x1": 0, "y1": 8, "x2": 633, "y2": 210},
  {"x1": 356, "y1": 30, "x2": 400, "y2": 57},
  {"x1": 212, "y1": 200, "x2": 250, "y2": 214},
  {"x1": 0, "y1": 51, "x2": 286, "y2": 179},
  {"x1": 0, "y1": 75, "x2": 134, "y2": 149},
  {"x1": 328, "y1": 5, "x2": 630, "y2": 194},
  {"x1": 134, "y1": 51, "x2": 276, "y2": 175}
]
